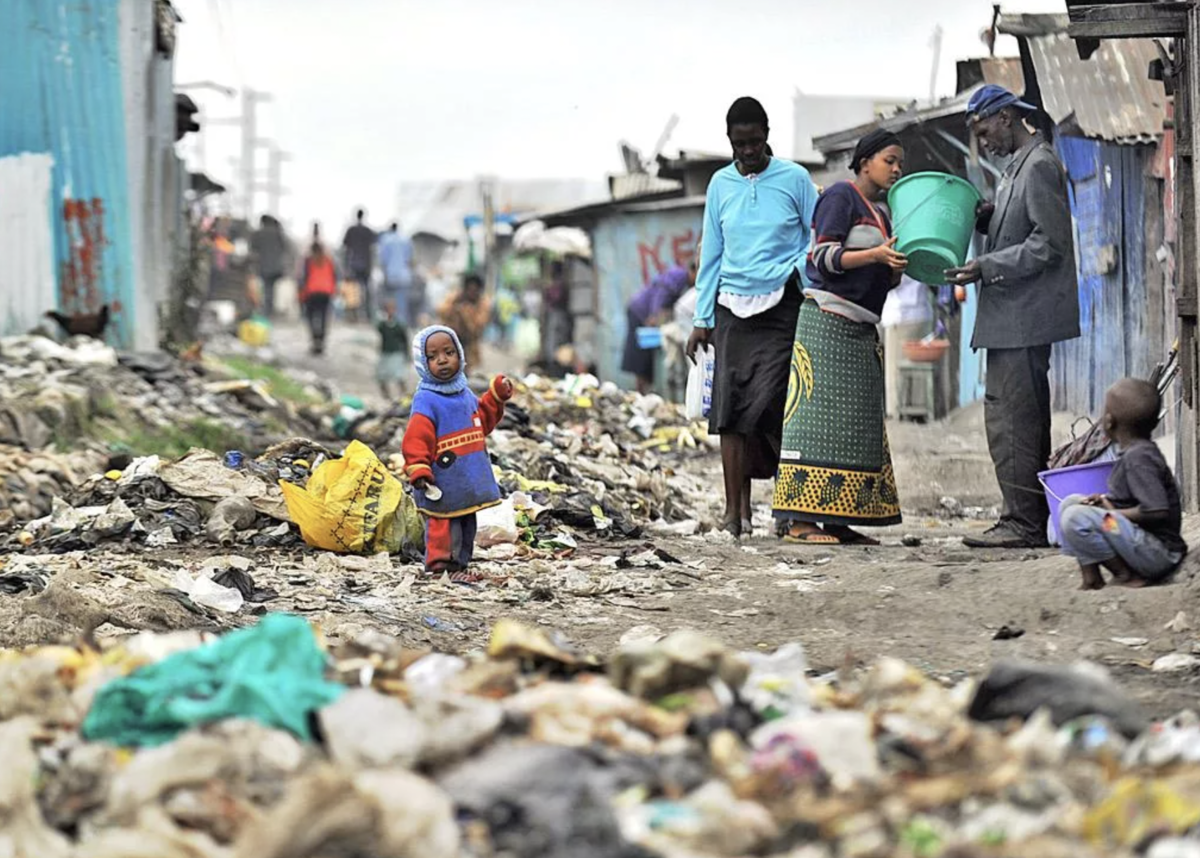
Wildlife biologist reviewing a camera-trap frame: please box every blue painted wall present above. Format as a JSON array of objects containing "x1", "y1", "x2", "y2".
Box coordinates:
[
  {"x1": 0, "y1": 1, "x2": 137, "y2": 345},
  {"x1": 590, "y1": 206, "x2": 702, "y2": 385},
  {"x1": 1053, "y1": 137, "x2": 1154, "y2": 417}
]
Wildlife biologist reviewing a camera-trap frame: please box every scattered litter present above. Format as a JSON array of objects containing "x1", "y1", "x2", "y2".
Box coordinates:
[{"x1": 1153, "y1": 653, "x2": 1200, "y2": 673}]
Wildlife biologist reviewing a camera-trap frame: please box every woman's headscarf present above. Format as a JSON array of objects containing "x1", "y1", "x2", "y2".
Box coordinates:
[
  {"x1": 412, "y1": 324, "x2": 469, "y2": 395},
  {"x1": 850, "y1": 129, "x2": 902, "y2": 174}
]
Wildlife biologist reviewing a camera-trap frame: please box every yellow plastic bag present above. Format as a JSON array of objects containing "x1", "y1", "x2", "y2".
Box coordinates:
[
  {"x1": 1084, "y1": 776, "x2": 1200, "y2": 848},
  {"x1": 280, "y1": 441, "x2": 423, "y2": 554},
  {"x1": 237, "y1": 318, "x2": 271, "y2": 348}
]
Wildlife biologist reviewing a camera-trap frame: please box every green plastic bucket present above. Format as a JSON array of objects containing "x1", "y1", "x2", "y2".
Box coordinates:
[{"x1": 887, "y1": 172, "x2": 981, "y2": 285}]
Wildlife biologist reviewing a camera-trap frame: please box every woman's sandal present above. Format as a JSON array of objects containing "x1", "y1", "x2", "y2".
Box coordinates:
[
  {"x1": 824, "y1": 525, "x2": 881, "y2": 546},
  {"x1": 781, "y1": 523, "x2": 841, "y2": 545}
]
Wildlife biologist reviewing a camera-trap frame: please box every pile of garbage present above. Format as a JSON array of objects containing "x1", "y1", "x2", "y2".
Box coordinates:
[
  {"x1": 2, "y1": 614, "x2": 1199, "y2": 858},
  {"x1": 0, "y1": 335, "x2": 336, "y2": 522},
  {"x1": 369, "y1": 374, "x2": 721, "y2": 541},
  {"x1": 5, "y1": 440, "x2": 354, "y2": 556}
]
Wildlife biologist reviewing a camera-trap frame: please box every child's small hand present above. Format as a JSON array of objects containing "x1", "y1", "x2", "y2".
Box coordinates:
[{"x1": 412, "y1": 477, "x2": 430, "y2": 490}]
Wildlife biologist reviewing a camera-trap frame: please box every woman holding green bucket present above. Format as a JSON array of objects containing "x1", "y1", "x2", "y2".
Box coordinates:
[{"x1": 773, "y1": 129, "x2": 908, "y2": 545}]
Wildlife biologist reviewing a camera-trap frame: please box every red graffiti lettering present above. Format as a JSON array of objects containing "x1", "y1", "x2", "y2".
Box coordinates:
[
  {"x1": 637, "y1": 236, "x2": 664, "y2": 286},
  {"x1": 60, "y1": 197, "x2": 108, "y2": 312},
  {"x1": 671, "y1": 229, "x2": 697, "y2": 268}
]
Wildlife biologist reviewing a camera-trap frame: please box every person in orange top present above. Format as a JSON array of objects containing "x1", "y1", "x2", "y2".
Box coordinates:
[
  {"x1": 298, "y1": 241, "x2": 340, "y2": 355},
  {"x1": 438, "y1": 273, "x2": 492, "y2": 370}
]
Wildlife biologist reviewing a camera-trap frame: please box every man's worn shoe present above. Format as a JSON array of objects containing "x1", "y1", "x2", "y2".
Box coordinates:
[{"x1": 963, "y1": 521, "x2": 1048, "y2": 549}]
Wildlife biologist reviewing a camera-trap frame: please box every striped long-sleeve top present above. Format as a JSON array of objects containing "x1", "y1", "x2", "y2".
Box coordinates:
[{"x1": 805, "y1": 182, "x2": 896, "y2": 318}]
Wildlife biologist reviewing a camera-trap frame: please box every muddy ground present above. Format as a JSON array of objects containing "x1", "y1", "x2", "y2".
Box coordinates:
[{"x1": 7, "y1": 316, "x2": 1195, "y2": 723}]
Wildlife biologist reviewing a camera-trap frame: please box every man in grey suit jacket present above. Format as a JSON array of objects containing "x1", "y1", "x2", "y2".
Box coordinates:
[{"x1": 947, "y1": 85, "x2": 1081, "y2": 548}]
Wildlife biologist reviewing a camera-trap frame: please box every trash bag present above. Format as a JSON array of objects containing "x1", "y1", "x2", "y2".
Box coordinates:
[
  {"x1": 476, "y1": 498, "x2": 520, "y2": 547},
  {"x1": 685, "y1": 345, "x2": 715, "y2": 421},
  {"x1": 237, "y1": 316, "x2": 271, "y2": 348},
  {"x1": 279, "y1": 440, "x2": 423, "y2": 554}
]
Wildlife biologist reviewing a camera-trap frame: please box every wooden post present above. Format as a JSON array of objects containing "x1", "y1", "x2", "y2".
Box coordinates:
[{"x1": 1179, "y1": 5, "x2": 1200, "y2": 507}]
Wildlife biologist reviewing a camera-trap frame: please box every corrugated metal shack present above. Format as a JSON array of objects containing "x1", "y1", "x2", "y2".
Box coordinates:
[
  {"x1": 812, "y1": 21, "x2": 1174, "y2": 428},
  {"x1": 534, "y1": 156, "x2": 732, "y2": 389},
  {"x1": 1000, "y1": 15, "x2": 1173, "y2": 420},
  {"x1": 0, "y1": 0, "x2": 184, "y2": 349},
  {"x1": 540, "y1": 194, "x2": 704, "y2": 388}
]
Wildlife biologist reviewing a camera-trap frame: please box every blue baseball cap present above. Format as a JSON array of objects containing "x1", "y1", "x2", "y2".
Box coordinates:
[{"x1": 966, "y1": 84, "x2": 1037, "y2": 121}]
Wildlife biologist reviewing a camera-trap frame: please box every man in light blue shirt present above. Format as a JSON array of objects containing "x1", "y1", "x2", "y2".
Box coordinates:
[
  {"x1": 686, "y1": 96, "x2": 818, "y2": 538},
  {"x1": 378, "y1": 222, "x2": 416, "y2": 326}
]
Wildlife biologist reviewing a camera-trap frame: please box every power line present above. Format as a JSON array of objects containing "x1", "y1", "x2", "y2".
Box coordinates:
[{"x1": 206, "y1": 0, "x2": 243, "y2": 87}]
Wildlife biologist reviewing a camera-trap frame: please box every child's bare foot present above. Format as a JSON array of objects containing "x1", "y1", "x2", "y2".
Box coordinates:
[
  {"x1": 1116, "y1": 576, "x2": 1149, "y2": 589},
  {"x1": 1079, "y1": 572, "x2": 1106, "y2": 591}
]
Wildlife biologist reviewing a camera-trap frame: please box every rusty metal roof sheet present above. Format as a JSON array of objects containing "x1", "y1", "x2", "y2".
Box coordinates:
[
  {"x1": 978, "y1": 57, "x2": 1027, "y2": 92},
  {"x1": 1000, "y1": 14, "x2": 1168, "y2": 143}
]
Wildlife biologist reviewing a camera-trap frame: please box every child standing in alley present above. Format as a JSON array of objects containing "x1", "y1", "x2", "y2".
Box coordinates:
[
  {"x1": 1059, "y1": 378, "x2": 1187, "y2": 590},
  {"x1": 402, "y1": 325, "x2": 514, "y2": 575},
  {"x1": 376, "y1": 300, "x2": 409, "y2": 399}
]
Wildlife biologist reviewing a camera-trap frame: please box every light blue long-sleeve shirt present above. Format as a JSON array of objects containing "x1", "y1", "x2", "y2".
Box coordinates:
[{"x1": 693, "y1": 158, "x2": 818, "y2": 328}]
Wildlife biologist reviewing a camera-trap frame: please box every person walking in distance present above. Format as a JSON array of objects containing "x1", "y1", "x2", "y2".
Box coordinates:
[
  {"x1": 946, "y1": 85, "x2": 1080, "y2": 548},
  {"x1": 298, "y1": 241, "x2": 340, "y2": 356},
  {"x1": 249, "y1": 215, "x2": 289, "y2": 319},
  {"x1": 379, "y1": 222, "x2": 416, "y2": 326},
  {"x1": 341, "y1": 209, "x2": 377, "y2": 322}
]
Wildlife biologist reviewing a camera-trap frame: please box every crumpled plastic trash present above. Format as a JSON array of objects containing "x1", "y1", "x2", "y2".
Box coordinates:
[
  {"x1": 234, "y1": 766, "x2": 460, "y2": 858},
  {"x1": 170, "y1": 568, "x2": 245, "y2": 613},
  {"x1": 503, "y1": 679, "x2": 687, "y2": 751},
  {"x1": 623, "y1": 780, "x2": 778, "y2": 857},
  {"x1": 1125, "y1": 712, "x2": 1200, "y2": 767},
  {"x1": 487, "y1": 618, "x2": 593, "y2": 670},
  {"x1": 161, "y1": 448, "x2": 292, "y2": 521},
  {"x1": 280, "y1": 440, "x2": 423, "y2": 555},
  {"x1": 1083, "y1": 776, "x2": 1200, "y2": 848},
  {"x1": 1153, "y1": 653, "x2": 1200, "y2": 673},
  {"x1": 206, "y1": 495, "x2": 258, "y2": 545},
  {"x1": 751, "y1": 710, "x2": 881, "y2": 788},
  {"x1": 609, "y1": 630, "x2": 749, "y2": 700},
  {"x1": 968, "y1": 659, "x2": 1148, "y2": 738},
  {"x1": 438, "y1": 741, "x2": 642, "y2": 858},
  {"x1": 82, "y1": 613, "x2": 345, "y2": 747},
  {"x1": 319, "y1": 688, "x2": 427, "y2": 770},
  {"x1": 476, "y1": 498, "x2": 520, "y2": 546},
  {"x1": 404, "y1": 653, "x2": 468, "y2": 696},
  {"x1": 0, "y1": 717, "x2": 71, "y2": 857},
  {"x1": 740, "y1": 642, "x2": 811, "y2": 719}
]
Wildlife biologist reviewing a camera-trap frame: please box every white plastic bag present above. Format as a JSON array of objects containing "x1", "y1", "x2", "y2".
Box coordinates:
[
  {"x1": 685, "y1": 345, "x2": 715, "y2": 421},
  {"x1": 169, "y1": 569, "x2": 245, "y2": 613},
  {"x1": 475, "y1": 498, "x2": 520, "y2": 546}
]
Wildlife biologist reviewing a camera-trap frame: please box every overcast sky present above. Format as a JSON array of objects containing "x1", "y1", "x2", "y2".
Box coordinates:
[{"x1": 174, "y1": 0, "x2": 1067, "y2": 234}]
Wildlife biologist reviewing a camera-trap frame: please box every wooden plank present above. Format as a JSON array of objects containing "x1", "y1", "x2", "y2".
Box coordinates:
[
  {"x1": 1068, "y1": 3, "x2": 1187, "y2": 38},
  {"x1": 1183, "y1": 10, "x2": 1200, "y2": 320}
]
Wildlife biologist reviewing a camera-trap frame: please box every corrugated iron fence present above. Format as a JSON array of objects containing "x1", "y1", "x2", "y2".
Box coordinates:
[
  {"x1": 1051, "y1": 136, "x2": 1174, "y2": 420},
  {"x1": 0, "y1": 0, "x2": 138, "y2": 345}
]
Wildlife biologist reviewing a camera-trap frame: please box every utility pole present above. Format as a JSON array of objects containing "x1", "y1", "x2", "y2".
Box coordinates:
[
  {"x1": 239, "y1": 88, "x2": 271, "y2": 220},
  {"x1": 929, "y1": 25, "x2": 944, "y2": 105},
  {"x1": 478, "y1": 175, "x2": 497, "y2": 292},
  {"x1": 254, "y1": 140, "x2": 291, "y2": 218}
]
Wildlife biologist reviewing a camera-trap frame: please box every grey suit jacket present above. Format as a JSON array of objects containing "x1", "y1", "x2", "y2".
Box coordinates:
[{"x1": 972, "y1": 138, "x2": 1081, "y2": 350}]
